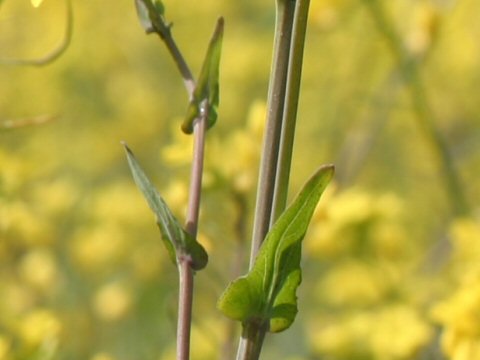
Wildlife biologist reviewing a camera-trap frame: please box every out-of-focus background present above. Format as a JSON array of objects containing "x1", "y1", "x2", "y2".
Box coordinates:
[{"x1": 0, "y1": 0, "x2": 479, "y2": 359}]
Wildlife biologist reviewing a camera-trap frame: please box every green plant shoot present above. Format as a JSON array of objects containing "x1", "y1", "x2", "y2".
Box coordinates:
[
  {"x1": 134, "y1": 0, "x2": 167, "y2": 35},
  {"x1": 123, "y1": 142, "x2": 208, "y2": 271},
  {"x1": 182, "y1": 17, "x2": 224, "y2": 134},
  {"x1": 218, "y1": 164, "x2": 334, "y2": 332}
]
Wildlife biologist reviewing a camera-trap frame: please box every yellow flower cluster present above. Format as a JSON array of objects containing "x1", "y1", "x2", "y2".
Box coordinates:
[
  {"x1": 305, "y1": 186, "x2": 436, "y2": 359},
  {"x1": 309, "y1": 305, "x2": 433, "y2": 360},
  {"x1": 431, "y1": 218, "x2": 480, "y2": 360},
  {"x1": 305, "y1": 185, "x2": 408, "y2": 261}
]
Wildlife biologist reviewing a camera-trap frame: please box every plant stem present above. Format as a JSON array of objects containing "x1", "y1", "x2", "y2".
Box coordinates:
[
  {"x1": 160, "y1": 29, "x2": 196, "y2": 97},
  {"x1": 185, "y1": 104, "x2": 208, "y2": 236},
  {"x1": 177, "y1": 258, "x2": 195, "y2": 360},
  {"x1": 240, "y1": 0, "x2": 295, "y2": 355},
  {"x1": 239, "y1": 0, "x2": 312, "y2": 359},
  {"x1": 177, "y1": 105, "x2": 208, "y2": 360},
  {"x1": 236, "y1": 321, "x2": 268, "y2": 360},
  {"x1": 362, "y1": 0, "x2": 469, "y2": 217},
  {"x1": 153, "y1": 19, "x2": 209, "y2": 360},
  {"x1": 249, "y1": 0, "x2": 296, "y2": 267},
  {"x1": 271, "y1": 0, "x2": 311, "y2": 222}
]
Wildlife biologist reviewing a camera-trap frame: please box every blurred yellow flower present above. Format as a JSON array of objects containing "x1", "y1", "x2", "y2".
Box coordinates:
[
  {"x1": 17, "y1": 309, "x2": 62, "y2": 347},
  {"x1": 162, "y1": 180, "x2": 189, "y2": 218},
  {"x1": 91, "y1": 352, "x2": 115, "y2": 360},
  {"x1": 161, "y1": 120, "x2": 194, "y2": 166},
  {"x1": 309, "y1": 305, "x2": 432, "y2": 359},
  {"x1": 245, "y1": 100, "x2": 266, "y2": 139},
  {"x1": 316, "y1": 261, "x2": 386, "y2": 307},
  {"x1": 369, "y1": 305, "x2": 433, "y2": 359},
  {"x1": 0, "y1": 282, "x2": 34, "y2": 318},
  {"x1": 0, "y1": 336, "x2": 11, "y2": 360},
  {"x1": 210, "y1": 100, "x2": 265, "y2": 193},
  {"x1": 2, "y1": 202, "x2": 53, "y2": 247},
  {"x1": 32, "y1": 178, "x2": 78, "y2": 216},
  {"x1": 305, "y1": 187, "x2": 406, "y2": 260},
  {"x1": 131, "y1": 242, "x2": 165, "y2": 280},
  {"x1": 431, "y1": 218, "x2": 480, "y2": 360},
  {"x1": 406, "y1": 3, "x2": 441, "y2": 56},
  {"x1": 90, "y1": 182, "x2": 152, "y2": 226},
  {"x1": 441, "y1": 329, "x2": 480, "y2": 360},
  {"x1": 0, "y1": 150, "x2": 31, "y2": 194},
  {"x1": 18, "y1": 248, "x2": 59, "y2": 292},
  {"x1": 432, "y1": 279, "x2": 480, "y2": 338},
  {"x1": 70, "y1": 224, "x2": 127, "y2": 272},
  {"x1": 327, "y1": 188, "x2": 375, "y2": 225},
  {"x1": 93, "y1": 281, "x2": 132, "y2": 322},
  {"x1": 449, "y1": 218, "x2": 480, "y2": 269}
]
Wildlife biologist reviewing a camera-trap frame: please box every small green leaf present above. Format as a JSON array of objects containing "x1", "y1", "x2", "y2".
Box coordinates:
[
  {"x1": 134, "y1": 0, "x2": 153, "y2": 31},
  {"x1": 217, "y1": 165, "x2": 334, "y2": 332},
  {"x1": 134, "y1": 0, "x2": 166, "y2": 34},
  {"x1": 182, "y1": 17, "x2": 224, "y2": 134},
  {"x1": 123, "y1": 142, "x2": 208, "y2": 271}
]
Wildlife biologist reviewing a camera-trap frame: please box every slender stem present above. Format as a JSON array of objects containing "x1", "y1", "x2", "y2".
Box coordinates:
[
  {"x1": 238, "y1": 1, "x2": 312, "y2": 359},
  {"x1": 143, "y1": 0, "x2": 196, "y2": 96},
  {"x1": 362, "y1": 0, "x2": 469, "y2": 216},
  {"x1": 185, "y1": 105, "x2": 208, "y2": 236},
  {"x1": 152, "y1": 16, "x2": 209, "y2": 360},
  {"x1": 235, "y1": 322, "x2": 268, "y2": 360},
  {"x1": 177, "y1": 258, "x2": 195, "y2": 360},
  {"x1": 176, "y1": 105, "x2": 208, "y2": 360},
  {"x1": 271, "y1": 0, "x2": 311, "y2": 222},
  {"x1": 250, "y1": 0, "x2": 296, "y2": 267},
  {"x1": 160, "y1": 29, "x2": 196, "y2": 97}
]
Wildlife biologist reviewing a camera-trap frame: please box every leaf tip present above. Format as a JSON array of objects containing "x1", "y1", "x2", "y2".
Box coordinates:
[
  {"x1": 121, "y1": 140, "x2": 134, "y2": 156},
  {"x1": 319, "y1": 164, "x2": 335, "y2": 179}
]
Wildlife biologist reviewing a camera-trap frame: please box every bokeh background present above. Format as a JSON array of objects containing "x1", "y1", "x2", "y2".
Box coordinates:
[{"x1": 1, "y1": 0, "x2": 479, "y2": 359}]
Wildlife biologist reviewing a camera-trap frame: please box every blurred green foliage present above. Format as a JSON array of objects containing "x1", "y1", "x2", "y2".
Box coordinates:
[{"x1": 0, "y1": 0, "x2": 479, "y2": 359}]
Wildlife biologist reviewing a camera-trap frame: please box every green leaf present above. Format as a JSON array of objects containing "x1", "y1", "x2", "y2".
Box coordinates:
[
  {"x1": 122, "y1": 142, "x2": 208, "y2": 271},
  {"x1": 217, "y1": 165, "x2": 334, "y2": 332},
  {"x1": 182, "y1": 17, "x2": 224, "y2": 134},
  {"x1": 134, "y1": 0, "x2": 166, "y2": 34}
]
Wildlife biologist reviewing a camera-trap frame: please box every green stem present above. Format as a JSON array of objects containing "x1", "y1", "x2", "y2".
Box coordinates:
[
  {"x1": 141, "y1": 0, "x2": 196, "y2": 95},
  {"x1": 177, "y1": 258, "x2": 195, "y2": 360},
  {"x1": 362, "y1": 0, "x2": 469, "y2": 217},
  {"x1": 160, "y1": 28, "x2": 196, "y2": 97},
  {"x1": 249, "y1": 0, "x2": 296, "y2": 267},
  {"x1": 150, "y1": 15, "x2": 209, "y2": 360},
  {"x1": 239, "y1": 0, "x2": 312, "y2": 359},
  {"x1": 177, "y1": 106, "x2": 208, "y2": 360},
  {"x1": 235, "y1": 321, "x2": 268, "y2": 360},
  {"x1": 271, "y1": 0, "x2": 311, "y2": 222}
]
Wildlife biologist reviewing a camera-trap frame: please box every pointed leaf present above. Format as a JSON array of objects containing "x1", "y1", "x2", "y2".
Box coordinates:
[
  {"x1": 123, "y1": 142, "x2": 208, "y2": 271},
  {"x1": 217, "y1": 165, "x2": 334, "y2": 332},
  {"x1": 134, "y1": 0, "x2": 166, "y2": 34},
  {"x1": 134, "y1": 0, "x2": 153, "y2": 31},
  {"x1": 182, "y1": 17, "x2": 224, "y2": 134}
]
